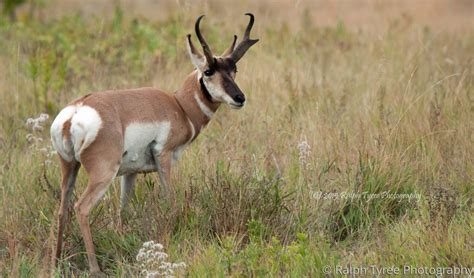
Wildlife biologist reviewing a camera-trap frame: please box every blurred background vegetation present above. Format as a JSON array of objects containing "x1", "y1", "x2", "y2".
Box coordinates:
[{"x1": 0, "y1": 0, "x2": 473, "y2": 276}]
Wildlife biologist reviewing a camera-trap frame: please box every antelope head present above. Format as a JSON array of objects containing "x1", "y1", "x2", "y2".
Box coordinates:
[{"x1": 186, "y1": 13, "x2": 259, "y2": 109}]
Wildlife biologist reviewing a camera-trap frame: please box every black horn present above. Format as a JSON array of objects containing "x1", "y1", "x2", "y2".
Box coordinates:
[
  {"x1": 229, "y1": 13, "x2": 259, "y2": 63},
  {"x1": 195, "y1": 15, "x2": 215, "y2": 66}
]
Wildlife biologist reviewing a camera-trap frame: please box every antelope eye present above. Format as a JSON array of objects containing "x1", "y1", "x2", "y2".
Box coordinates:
[{"x1": 204, "y1": 69, "x2": 215, "y2": 76}]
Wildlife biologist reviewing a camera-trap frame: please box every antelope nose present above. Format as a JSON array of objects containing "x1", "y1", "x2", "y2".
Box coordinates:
[{"x1": 234, "y1": 94, "x2": 245, "y2": 104}]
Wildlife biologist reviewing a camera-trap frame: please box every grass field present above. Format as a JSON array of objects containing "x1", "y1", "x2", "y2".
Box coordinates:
[{"x1": 0, "y1": 0, "x2": 473, "y2": 276}]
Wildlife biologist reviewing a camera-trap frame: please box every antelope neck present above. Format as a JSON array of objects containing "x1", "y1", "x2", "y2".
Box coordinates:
[{"x1": 174, "y1": 71, "x2": 220, "y2": 132}]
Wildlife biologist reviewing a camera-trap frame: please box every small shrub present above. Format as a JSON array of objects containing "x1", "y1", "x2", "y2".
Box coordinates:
[
  {"x1": 327, "y1": 155, "x2": 419, "y2": 241},
  {"x1": 185, "y1": 161, "x2": 293, "y2": 241},
  {"x1": 428, "y1": 186, "x2": 458, "y2": 234}
]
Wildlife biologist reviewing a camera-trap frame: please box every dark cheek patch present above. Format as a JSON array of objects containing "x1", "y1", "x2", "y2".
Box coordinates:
[{"x1": 222, "y1": 74, "x2": 240, "y2": 97}]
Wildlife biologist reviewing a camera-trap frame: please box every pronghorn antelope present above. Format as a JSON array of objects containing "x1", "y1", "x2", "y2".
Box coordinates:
[{"x1": 50, "y1": 14, "x2": 258, "y2": 275}]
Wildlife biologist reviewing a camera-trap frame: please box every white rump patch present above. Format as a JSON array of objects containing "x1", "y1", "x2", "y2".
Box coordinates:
[
  {"x1": 70, "y1": 105, "x2": 103, "y2": 161},
  {"x1": 50, "y1": 106, "x2": 76, "y2": 161},
  {"x1": 194, "y1": 93, "x2": 215, "y2": 118},
  {"x1": 50, "y1": 104, "x2": 103, "y2": 162}
]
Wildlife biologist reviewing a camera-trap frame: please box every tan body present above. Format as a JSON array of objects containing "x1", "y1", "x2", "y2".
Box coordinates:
[
  {"x1": 69, "y1": 71, "x2": 216, "y2": 177},
  {"x1": 51, "y1": 71, "x2": 218, "y2": 273},
  {"x1": 51, "y1": 14, "x2": 258, "y2": 276}
]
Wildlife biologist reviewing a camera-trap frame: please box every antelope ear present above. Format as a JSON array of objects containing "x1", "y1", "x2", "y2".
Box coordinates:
[{"x1": 186, "y1": 34, "x2": 206, "y2": 71}]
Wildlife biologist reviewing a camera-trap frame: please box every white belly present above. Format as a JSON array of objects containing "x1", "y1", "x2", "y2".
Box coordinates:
[{"x1": 117, "y1": 122, "x2": 170, "y2": 176}]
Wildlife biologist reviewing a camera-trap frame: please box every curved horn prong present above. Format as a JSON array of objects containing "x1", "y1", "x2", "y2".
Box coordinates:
[
  {"x1": 243, "y1": 13, "x2": 255, "y2": 39},
  {"x1": 229, "y1": 13, "x2": 259, "y2": 62},
  {"x1": 195, "y1": 15, "x2": 215, "y2": 66},
  {"x1": 221, "y1": 35, "x2": 237, "y2": 56}
]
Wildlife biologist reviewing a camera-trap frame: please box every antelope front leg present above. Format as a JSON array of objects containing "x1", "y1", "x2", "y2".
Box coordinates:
[
  {"x1": 159, "y1": 153, "x2": 178, "y2": 210},
  {"x1": 151, "y1": 144, "x2": 175, "y2": 207},
  {"x1": 118, "y1": 173, "x2": 137, "y2": 230},
  {"x1": 120, "y1": 173, "x2": 137, "y2": 210},
  {"x1": 151, "y1": 149, "x2": 174, "y2": 203}
]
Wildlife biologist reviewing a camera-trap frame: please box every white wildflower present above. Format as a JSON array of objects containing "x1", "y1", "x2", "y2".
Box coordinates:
[
  {"x1": 26, "y1": 134, "x2": 35, "y2": 143},
  {"x1": 25, "y1": 113, "x2": 49, "y2": 133},
  {"x1": 136, "y1": 240, "x2": 186, "y2": 278},
  {"x1": 143, "y1": 241, "x2": 155, "y2": 248},
  {"x1": 38, "y1": 113, "x2": 49, "y2": 122},
  {"x1": 153, "y1": 243, "x2": 164, "y2": 250},
  {"x1": 24, "y1": 113, "x2": 53, "y2": 166},
  {"x1": 297, "y1": 137, "x2": 311, "y2": 168},
  {"x1": 32, "y1": 123, "x2": 44, "y2": 132},
  {"x1": 26, "y1": 118, "x2": 35, "y2": 127},
  {"x1": 172, "y1": 262, "x2": 186, "y2": 268}
]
